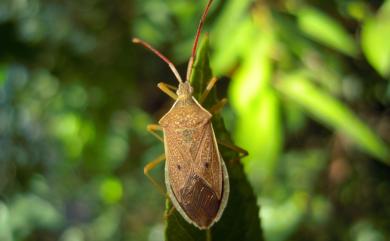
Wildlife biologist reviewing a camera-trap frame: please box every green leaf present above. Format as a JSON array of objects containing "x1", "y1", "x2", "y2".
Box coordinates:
[
  {"x1": 0, "y1": 65, "x2": 6, "y2": 87},
  {"x1": 361, "y1": 0, "x2": 390, "y2": 78},
  {"x1": 165, "y1": 36, "x2": 264, "y2": 241},
  {"x1": 276, "y1": 72, "x2": 390, "y2": 163},
  {"x1": 297, "y1": 7, "x2": 358, "y2": 57},
  {"x1": 229, "y1": 37, "x2": 273, "y2": 113},
  {"x1": 0, "y1": 202, "x2": 12, "y2": 241},
  {"x1": 228, "y1": 37, "x2": 282, "y2": 190},
  {"x1": 234, "y1": 90, "x2": 282, "y2": 191},
  {"x1": 211, "y1": 0, "x2": 255, "y2": 74}
]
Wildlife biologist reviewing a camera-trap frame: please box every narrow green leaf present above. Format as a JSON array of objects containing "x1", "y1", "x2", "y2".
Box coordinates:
[
  {"x1": 228, "y1": 37, "x2": 282, "y2": 190},
  {"x1": 229, "y1": 37, "x2": 273, "y2": 113},
  {"x1": 212, "y1": 0, "x2": 253, "y2": 46},
  {"x1": 361, "y1": 0, "x2": 390, "y2": 78},
  {"x1": 212, "y1": 18, "x2": 255, "y2": 75},
  {"x1": 211, "y1": 0, "x2": 254, "y2": 74},
  {"x1": 234, "y1": 90, "x2": 282, "y2": 190},
  {"x1": 276, "y1": 73, "x2": 390, "y2": 163},
  {"x1": 165, "y1": 37, "x2": 264, "y2": 241},
  {"x1": 297, "y1": 7, "x2": 358, "y2": 57}
]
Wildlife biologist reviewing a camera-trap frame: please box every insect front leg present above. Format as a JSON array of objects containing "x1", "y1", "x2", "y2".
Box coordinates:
[
  {"x1": 164, "y1": 203, "x2": 176, "y2": 219},
  {"x1": 144, "y1": 153, "x2": 167, "y2": 197},
  {"x1": 157, "y1": 82, "x2": 178, "y2": 100}
]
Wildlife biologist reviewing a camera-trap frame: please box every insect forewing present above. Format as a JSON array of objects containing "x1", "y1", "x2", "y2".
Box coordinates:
[{"x1": 160, "y1": 96, "x2": 228, "y2": 229}]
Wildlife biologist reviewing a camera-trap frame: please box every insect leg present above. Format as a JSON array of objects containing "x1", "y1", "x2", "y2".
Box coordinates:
[
  {"x1": 164, "y1": 204, "x2": 176, "y2": 219},
  {"x1": 209, "y1": 98, "x2": 228, "y2": 115},
  {"x1": 218, "y1": 140, "x2": 248, "y2": 161},
  {"x1": 144, "y1": 153, "x2": 167, "y2": 197},
  {"x1": 199, "y1": 77, "x2": 219, "y2": 103},
  {"x1": 157, "y1": 82, "x2": 178, "y2": 100},
  {"x1": 147, "y1": 124, "x2": 164, "y2": 142}
]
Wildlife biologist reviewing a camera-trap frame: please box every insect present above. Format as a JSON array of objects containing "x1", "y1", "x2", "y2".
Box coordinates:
[{"x1": 133, "y1": 0, "x2": 243, "y2": 230}]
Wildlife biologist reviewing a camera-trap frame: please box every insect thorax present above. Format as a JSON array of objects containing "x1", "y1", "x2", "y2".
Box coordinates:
[{"x1": 159, "y1": 95, "x2": 212, "y2": 129}]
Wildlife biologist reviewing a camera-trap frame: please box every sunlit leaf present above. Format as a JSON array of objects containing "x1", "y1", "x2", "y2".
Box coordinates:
[
  {"x1": 212, "y1": 19, "x2": 255, "y2": 75},
  {"x1": 165, "y1": 36, "x2": 263, "y2": 241},
  {"x1": 212, "y1": 0, "x2": 253, "y2": 45},
  {"x1": 276, "y1": 73, "x2": 390, "y2": 163},
  {"x1": 228, "y1": 35, "x2": 282, "y2": 189},
  {"x1": 229, "y1": 36, "x2": 273, "y2": 112},
  {"x1": 346, "y1": 1, "x2": 369, "y2": 21},
  {"x1": 234, "y1": 90, "x2": 282, "y2": 190},
  {"x1": 297, "y1": 7, "x2": 358, "y2": 57},
  {"x1": 361, "y1": 0, "x2": 390, "y2": 78},
  {"x1": 0, "y1": 203, "x2": 12, "y2": 241},
  {"x1": 211, "y1": 0, "x2": 254, "y2": 74}
]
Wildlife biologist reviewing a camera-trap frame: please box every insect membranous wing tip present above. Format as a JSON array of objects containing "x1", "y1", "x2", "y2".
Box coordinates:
[{"x1": 179, "y1": 173, "x2": 220, "y2": 228}]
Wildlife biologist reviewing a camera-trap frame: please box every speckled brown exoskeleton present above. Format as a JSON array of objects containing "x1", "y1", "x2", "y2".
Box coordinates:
[{"x1": 132, "y1": 0, "x2": 247, "y2": 230}]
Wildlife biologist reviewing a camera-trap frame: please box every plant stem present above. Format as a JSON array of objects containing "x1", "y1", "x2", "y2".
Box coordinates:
[{"x1": 206, "y1": 229, "x2": 212, "y2": 241}]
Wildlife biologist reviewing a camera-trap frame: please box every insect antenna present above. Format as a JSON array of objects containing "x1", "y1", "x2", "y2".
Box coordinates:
[
  {"x1": 132, "y1": 38, "x2": 184, "y2": 83},
  {"x1": 186, "y1": 0, "x2": 214, "y2": 81}
]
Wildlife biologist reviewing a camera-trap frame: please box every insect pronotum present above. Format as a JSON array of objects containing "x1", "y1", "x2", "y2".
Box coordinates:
[{"x1": 133, "y1": 0, "x2": 230, "y2": 229}]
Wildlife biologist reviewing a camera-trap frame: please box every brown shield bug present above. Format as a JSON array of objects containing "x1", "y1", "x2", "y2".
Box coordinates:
[{"x1": 132, "y1": 0, "x2": 245, "y2": 229}]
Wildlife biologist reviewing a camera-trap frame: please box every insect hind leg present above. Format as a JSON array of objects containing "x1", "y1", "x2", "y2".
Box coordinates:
[
  {"x1": 164, "y1": 203, "x2": 176, "y2": 220},
  {"x1": 145, "y1": 154, "x2": 177, "y2": 219},
  {"x1": 147, "y1": 124, "x2": 164, "y2": 142},
  {"x1": 144, "y1": 153, "x2": 167, "y2": 197}
]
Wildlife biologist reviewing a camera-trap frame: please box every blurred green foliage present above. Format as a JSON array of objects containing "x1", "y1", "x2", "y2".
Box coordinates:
[{"x1": 0, "y1": 0, "x2": 389, "y2": 241}]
